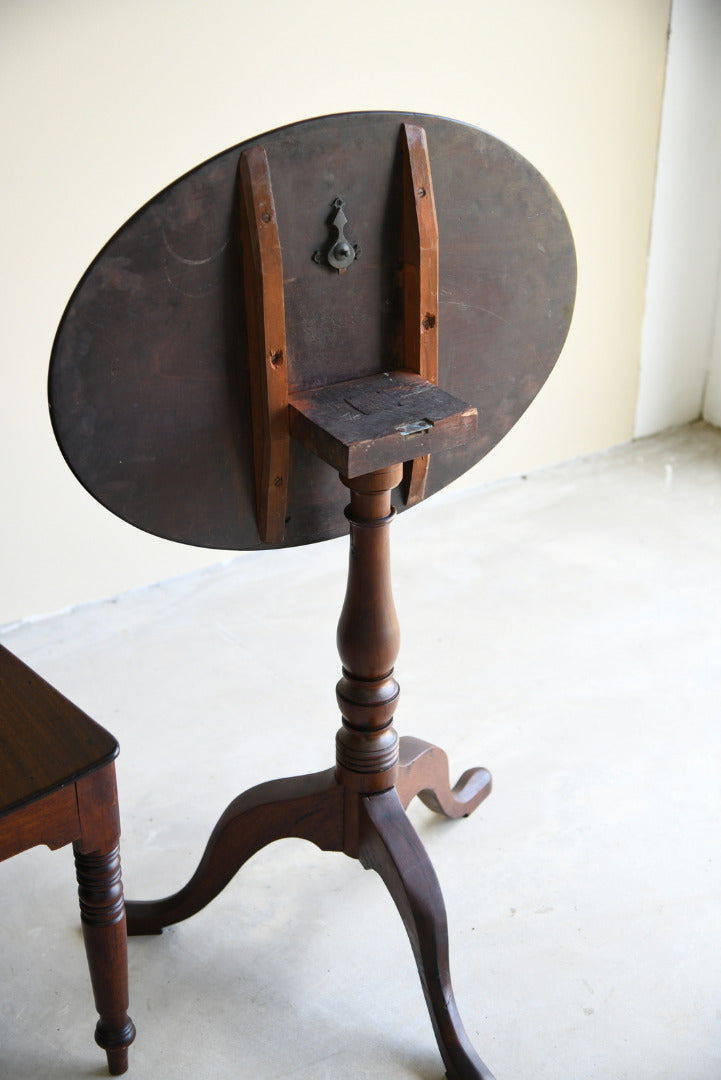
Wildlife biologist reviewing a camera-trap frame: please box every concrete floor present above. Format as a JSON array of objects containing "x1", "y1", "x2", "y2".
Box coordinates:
[{"x1": 1, "y1": 422, "x2": 720, "y2": 1080}]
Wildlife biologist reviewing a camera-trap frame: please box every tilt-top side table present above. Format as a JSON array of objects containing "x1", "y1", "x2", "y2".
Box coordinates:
[{"x1": 49, "y1": 112, "x2": 576, "y2": 1079}]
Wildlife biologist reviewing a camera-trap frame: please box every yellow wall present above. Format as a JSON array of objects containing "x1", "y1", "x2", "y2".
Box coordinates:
[{"x1": 0, "y1": 0, "x2": 670, "y2": 624}]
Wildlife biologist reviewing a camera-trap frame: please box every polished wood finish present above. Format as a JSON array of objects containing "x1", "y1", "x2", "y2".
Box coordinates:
[
  {"x1": 0, "y1": 644, "x2": 135, "y2": 1075},
  {"x1": 126, "y1": 757, "x2": 493, "y2": 1080},
  {"x1": 125, "y1": 465, "x2": 495, "y2": 1078},
  {"x1": 0, "y1": 645, "x2": 117, "y2": 815},
  {"x1": 49, "y1": 110, "x2": 577, "y2": 1078},
  {"x1": 396, "y1": 735, "x2": 492, "y2": 816},
  {"x1": 334, "y1": 465, "x2": 403, "y2": 792},
  {"x1": 359, "y1": 787, "x2": 495, "y2": 1080},
  {"x1": 126, "y1": 768, "x2": 344, "y2": 934}
]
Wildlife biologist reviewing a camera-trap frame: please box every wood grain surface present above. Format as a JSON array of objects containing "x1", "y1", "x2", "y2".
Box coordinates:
[{"x1": 49, "y1": 111, "x2": 576, "y2": 549}]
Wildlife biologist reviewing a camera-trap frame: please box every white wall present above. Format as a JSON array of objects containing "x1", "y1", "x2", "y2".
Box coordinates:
[
  {"x1": 635, "y1": 0, "x2": 721, "y2": 435},
  {"x1": 0, "y1": 0, "x2": 671, "y2": 626},
  {"x1": 705, "y1": 281, "x2": 721, "y2": 425}
]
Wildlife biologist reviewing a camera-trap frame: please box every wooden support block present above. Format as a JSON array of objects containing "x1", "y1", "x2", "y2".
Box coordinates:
[
  {"x1": 289, "y1": 371, "x2": 476, "y2": 478},
  {"x1": 238, "y1": 145, "x2": 289, "y2": 543},
  {"x1": 400, "y1": 123, "x2": 440, "y2": 505}
]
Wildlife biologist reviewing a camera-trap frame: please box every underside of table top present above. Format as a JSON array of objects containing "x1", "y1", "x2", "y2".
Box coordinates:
[{"x1": 49, "y1": 111, "x2": 576, "y2": 550}]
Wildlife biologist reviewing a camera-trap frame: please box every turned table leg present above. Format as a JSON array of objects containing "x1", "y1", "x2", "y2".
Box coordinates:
[
  {"x1": 336, "y1": 466, "x2": 496, "y2": 1079},
  {"x1": 74, "y1": 765, "x2": 135, "y2": 1075}
]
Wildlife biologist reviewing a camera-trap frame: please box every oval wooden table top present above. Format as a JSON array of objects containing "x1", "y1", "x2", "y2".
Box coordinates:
[{"x1": 49, "y1": 111, "x2": 576, "y2": 550}]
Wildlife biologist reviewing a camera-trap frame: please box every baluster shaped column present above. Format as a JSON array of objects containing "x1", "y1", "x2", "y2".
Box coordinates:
[
  {"x1": 335, "y1": 464, "x2": 403, "y2": 793},
  {"x1": 74, "y1": 842, "x2": 136, "y2": 1074}
]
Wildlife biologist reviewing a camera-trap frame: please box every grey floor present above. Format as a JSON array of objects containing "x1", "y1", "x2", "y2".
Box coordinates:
[{"x1": 1, "y1": 422, "x2": 720, "y2": 1080}]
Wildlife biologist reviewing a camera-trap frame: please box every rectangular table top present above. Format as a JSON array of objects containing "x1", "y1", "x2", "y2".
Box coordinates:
[{"x1": 0, "y1": 644, "x2": 118, "y2": 818}]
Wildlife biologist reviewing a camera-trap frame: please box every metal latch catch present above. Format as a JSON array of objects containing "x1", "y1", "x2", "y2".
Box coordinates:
[
  {"x1": 313, "y1": 197, "x2": 360, "y2": 272},
  {"x1": 396, "y1": 418, "x2": 434, "y2": 437}
]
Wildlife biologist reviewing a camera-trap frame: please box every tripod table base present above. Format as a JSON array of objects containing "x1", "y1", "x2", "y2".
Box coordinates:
[{"x1": 125, "y1": 736, "x2": 494, "y2": 1080}]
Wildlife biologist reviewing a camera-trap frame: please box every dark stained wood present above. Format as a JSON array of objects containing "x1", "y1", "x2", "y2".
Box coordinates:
[
  {"x1": 124, "y1": 465, "x2": 498, "y2": 1076},
  {"x1": 0, "y1": 645, "x2": 135, "y2": 1075},
  {"x1": 358, "y1": 787, "x2": 496, "y2": 1080},
  {"x1": 49, "y1": 110, "x2": 576, "y2": 550},
  {"x1": 0, "y1": 643, "x2": 118, "y2": 817},
  {"x1": 125, "y1": 769, "x2": 496, "y2": 1080},
  {"x1": 125, "y1": 768, "x2": 344, "y2": 934},
  {"x1": 400, "y1": 122, "x2": 439, "y2": 505},
  {"x1": 396, "y1": 735, "x2": 492, "y2": 816},
  {"x1": 74, "y1": 829, "x2": 136, "y2": 1076},
  {"x1": 0, "y1": 784, "x2": 80, "y2": 861},
  {"x1": 334, "y1": 466, "x2": 403, "y2": 792},
  {"x1": 238, "y1": 145, "x2": 290, "y2": 542},
  {"x1": 50, "y1": 113, "x2": 578, "y2": 1078},
  {"x1": 289, "y1": 371, "x2": 477, "y2": 477}
]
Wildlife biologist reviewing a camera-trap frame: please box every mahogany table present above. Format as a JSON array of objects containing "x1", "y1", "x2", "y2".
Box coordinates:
[{"x1": 49, "y1": 111, "x2": 576, "y2": 1078}]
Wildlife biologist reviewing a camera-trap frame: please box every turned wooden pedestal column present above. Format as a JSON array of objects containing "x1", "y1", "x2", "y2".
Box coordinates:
[
  {"x1": 333, "y1": 464, "x2": 496, "y2": 1080},
  {"x1": 125, "y1": 463, "x2": 494, "y2": 1079},
  {"x1": 50, "y1": 109, "x2": 577, "y2": 1080},
  {"x1": 335, "y1": 465, "x2": 403, "y2": 795}
]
